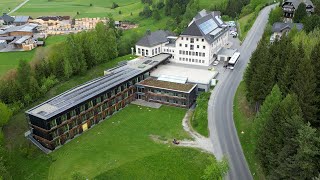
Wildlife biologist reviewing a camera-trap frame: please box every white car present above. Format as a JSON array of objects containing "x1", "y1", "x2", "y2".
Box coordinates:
[{"x1": 213, "y1": 61, "x2": 219, "y2": 66}]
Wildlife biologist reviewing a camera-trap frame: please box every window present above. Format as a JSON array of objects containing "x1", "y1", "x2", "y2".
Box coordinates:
[
  {"x1": 196, "y1": 38, "x2": 199, "y2": 41},
  {"x1": 189, "y1": 51, "x2": 191, "y2": 55},
  {"x1": 190, "y1": 38, "x2": 194, "y2": 43},
  {"x1": 179, "y1": 43, "x2": 182, "y2": 47},
  {"x1": 138, "y1": 48, "x2": 141, "y2": 54},
  {"x1": 80, "y1": 105, "x2": 85, "y2": 112},
  {"x1": 50, "y1": 119, "x2": 57, "y2": 129},
  {"x1": 203, "y1": 46, "x2": 206, "y2": 49},
  {"x1": 202, "y1": 39, "x2": 204, "y2": 42},
  {"x1": 155, "y1": 48, "x2": 157, "y2": 54},
  {"x1": 197, "y1": 45, "x2": 199, "y2": 48},
  {"x1": 202, "y1": 60, "x2": 205, "y2": 63},
  {"x1": 182, "y1": 51, "x2": 185, "y2": 55},
  {"x1": 152, "y1": 49, "x2": 154, "y2": 55},
  {"x1": 192, "y1": 52, "x2": 195, "y2": 56},
  {"x1": 158, "y1": 47, "x2": 160, "y2": 52},
  {"x1": 192, "y1": 59, "x2": 194, "y2": 62},
  {"x1": 179, "y1": 50, "x2": 182, "y2": 54},
  {"x1": 186, "y1": 38, "x2": 189, "y2": 40},
  {"x1": 182, "y1": 37, "x2": 184, "y2": 40},
  {"x1": 202, "y1": 53, "x2": 205, "y2": 57},
  {"x1": 146, "y1": 50, "x2": 149, "y2": 56},
  {"x1": 196, "y1": 52, "x2": 198, "y2": 56},
  {"x1": 179, "y1": 57, "x2": 182, "y2": 61},
  {"x1": 61, "y1": 114, "x2": 67, "y2": 122},
  {"x1": 190, "y1": 45, "x2": 194, "y2": 50},
  {"x1": 96, "y1": 97, "x2": 101, "y2": 104},
  {"x1": 185, "y1": 44, "x2": 187, "y2": 48}
]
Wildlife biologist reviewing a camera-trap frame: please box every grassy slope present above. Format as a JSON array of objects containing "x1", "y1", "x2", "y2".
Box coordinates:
[
  {"x1": 0, "y1": 0, "x2": 24, "y2": 13},
  {"x1": 191, "y1": 92, "x2": 211, "y2": 137},
  {"x1": 238, "y1": 13, "x2": 255, "y2": 41},
  {"x1": 233, "y1": 82, "x2": 265, "y2": 179},
  {"x1": 6, "y1": 104, "x2": 213, "y2": 179},
  {"x1": 48, "y1": 105, "x2": 211, "y2": 179}
]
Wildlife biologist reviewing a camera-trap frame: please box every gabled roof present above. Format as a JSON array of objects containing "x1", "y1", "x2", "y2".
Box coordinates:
[
  {"x1": 0, "y1": 13, "x2": 14, "y2": 23},
  {"x1": 136, "y1": 30, "x2": 175, "y2": 47},
  {"x1": 282, "y1": 0, "x2": 314, "y2": 9},
  {"x1": 14, "y1": 16, "x2": 31, "y2": 23},
  {"x1": 272, "y1": 22, "x2": 303, "y2": 32},
  {"x1": 181, "y1": 9, "x2": 227, "y2": 44}
]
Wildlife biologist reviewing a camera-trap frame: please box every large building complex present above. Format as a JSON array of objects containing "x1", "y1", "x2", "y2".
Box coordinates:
[
  {"x1": 135, "y1": 10, "x2": 229, "y2": 66},
  {"x1": 26, "y1": 54, "x2": 201, "y2": 151}
]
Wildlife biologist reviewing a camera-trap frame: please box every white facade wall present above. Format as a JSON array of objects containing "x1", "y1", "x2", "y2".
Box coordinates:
[
  {"x1": 174, "y1": 36, "x2": 210, "y2": 66},
  {"x1": 136, "y1": 44, "x2": 163, "y2": 57},
  {"x1": 135, "y1": 31, "x2": 229, "y2": 67}
]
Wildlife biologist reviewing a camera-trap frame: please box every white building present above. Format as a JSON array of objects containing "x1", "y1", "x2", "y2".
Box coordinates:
[
  {"x1": 135, "y1": 30, "x2": 177, "y2": 58},
  {"x1": 135, "y1": 10, "x2": 229, "y2": 67}
]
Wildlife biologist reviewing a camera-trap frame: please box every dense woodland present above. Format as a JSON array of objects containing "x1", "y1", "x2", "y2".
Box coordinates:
[{"x1": 244, "y1": 6, "x2": 320, "y2": 179}]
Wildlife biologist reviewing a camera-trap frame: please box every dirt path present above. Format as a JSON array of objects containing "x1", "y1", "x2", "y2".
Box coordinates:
[{"x1": 178, "y1": 110, "x2": 214, "y2": 154}]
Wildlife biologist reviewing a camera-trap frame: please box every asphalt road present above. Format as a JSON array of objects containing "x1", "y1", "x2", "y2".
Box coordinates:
[{"x1": 208, "y1": 4, "x2": 276, "y2": 180}]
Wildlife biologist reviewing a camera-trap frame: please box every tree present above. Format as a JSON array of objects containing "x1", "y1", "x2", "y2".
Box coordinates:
[
  {"x1": 111, "y1": 2, "x2": 119, "y2": 9},
  {"x1": 292, "y1": 52, "x2": 317, "y2": 125},
  {"x1": 253, "y1": 84, "x2": 282, "y2": 141},
  {"x1": 139, "y1": 5, "x2": 152, "y2": 18},
  {"x1": 17, "y1": 60, "x2": 31, "y2": 93},
  {"x1": 152, "y1": 9, "x2": 161, "y2": 20},
  {"x1": 171, "y1": 3, "x2": 182, "y2": 22},
  {"x1": 201, "y1": 156, "x2": 229, "y2": 180},
  {"x1": 291, "y1": 123, "x2": 320, "y2": 179},
  {"x1": 268, "y1": 6, "x2": 282, "y2": 25},
  {"x1": 302, "y1": 15, "x2": 320, "y2": 33},
  {"x1": 310, "y1": 42, "x2": 320, "y2": 127},
  {"x1": 0, "y1": 102, "x2": 12, "y2": 127},
  {"x1": 293, "y1": 3, "x2": 307, "y2": 23},
  {"x1": 165, "y1": 0, "x2": 174, "y2": 16},
  {"x1": 256, "y1": 94, "x2": 305, "y2": 177},
  {"x1": 156, "y1": 0, "x2": 165, "y2": 9}
]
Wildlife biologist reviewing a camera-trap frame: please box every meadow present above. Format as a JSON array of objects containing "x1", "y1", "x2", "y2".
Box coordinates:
[{"x1": 0, "y1": 0, "x2": 24, "y2": 13}]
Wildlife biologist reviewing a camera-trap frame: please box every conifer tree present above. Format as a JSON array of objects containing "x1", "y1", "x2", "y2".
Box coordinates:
[
  {"x1": 292, "y1": 54, "x2": 317, "y2": 125},
  {"x1": 310, "y1": 42, "x2": 320, "y2": 127}
]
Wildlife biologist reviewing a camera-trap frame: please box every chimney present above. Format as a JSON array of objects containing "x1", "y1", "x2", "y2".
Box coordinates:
[{"x1": 146, "y1": 29, "x2": 151, "y2": 35}]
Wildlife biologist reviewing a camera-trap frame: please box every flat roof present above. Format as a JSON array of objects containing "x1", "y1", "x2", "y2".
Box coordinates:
[
  {"x1": 137, "y1": 78, "x2": 196, "y2": 93},
  {"x1": 158, "y1": 75, "x2": 187, "y2": 84},
  {"x1": 26, "y1": 54, "x2": 171, "y2": 120},
  {"x1": 218, "y1": 47, "x2": 236, "y2": 57},
  {"x1": 150, "y1": 63, "x2": 218, "y2": 85}
]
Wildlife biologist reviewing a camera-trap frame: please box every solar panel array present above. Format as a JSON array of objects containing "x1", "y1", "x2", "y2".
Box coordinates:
[
  {"x1": 45, "y1": 66, "x2": 141, "y2": 118},
  {"x1": 199, "y1": 19, "x2": 218, "y2": 35}
]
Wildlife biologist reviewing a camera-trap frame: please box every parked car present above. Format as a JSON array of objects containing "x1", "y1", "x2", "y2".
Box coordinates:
[{"x1": 213, "y1": 61, "x2": 219, "y2": 66}]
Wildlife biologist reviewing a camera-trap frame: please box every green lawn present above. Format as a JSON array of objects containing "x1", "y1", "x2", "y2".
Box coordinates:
[
  {"x1": 233, "y1": 82, "x2": 265, "y2": 179},
  {"x1": 0, "y1": 0, "x2": 24, "y2": 13},
  {"x1": 0, "y1": 50, "x2": 35, "y2": 76},
  {"x1": 5, "y1": 104, "x2": 213, "y2": 179}
]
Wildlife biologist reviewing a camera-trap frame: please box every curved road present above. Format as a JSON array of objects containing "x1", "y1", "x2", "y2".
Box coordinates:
[{"x1": 208, "y1": 4, "x2": 276, "y2": 180}]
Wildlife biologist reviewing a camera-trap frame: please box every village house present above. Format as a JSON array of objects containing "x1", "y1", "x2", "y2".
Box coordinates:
[
  {"x1": 270, "y1": 22, "x2": 303, "y2": 42},
  {"x1": 13, "y1": 16, "x2": 32, "y2": 26},
  {"x1": 282, "y1": 0, "x2": 314, "y2": 19},
  {"x1": 0, "y1": 13, "x2": 14, "y2": 25}
]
